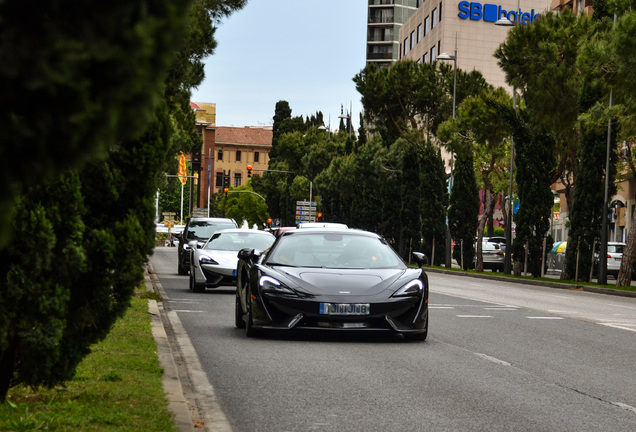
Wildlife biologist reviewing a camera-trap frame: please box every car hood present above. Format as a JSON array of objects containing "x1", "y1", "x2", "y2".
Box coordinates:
[
  {"x1": 273, "y1": 267, "x2": 411, "y2": 296},
  {"x1": 198, "y1": 250, "x2": 239, "y2": 268}
]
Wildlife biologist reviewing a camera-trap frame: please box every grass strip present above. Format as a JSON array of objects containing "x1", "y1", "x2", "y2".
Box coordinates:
[{"x1": 0, "y1": 296, "x2": 178, "y2": 432}]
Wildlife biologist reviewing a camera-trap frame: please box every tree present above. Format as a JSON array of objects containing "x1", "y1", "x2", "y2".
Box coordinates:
[
  {"x1": 222, "y1": 185, "x2": 270, "y2": 229},
  {"x1": 0, "y1": 0, "x2": 193, "y2": 248},
  {"x1": 446, "y1": 141, "x2": 480, "y2": 270},
  {"x1": 0, "y1": 0, "x2": 248, "y2": 402}
]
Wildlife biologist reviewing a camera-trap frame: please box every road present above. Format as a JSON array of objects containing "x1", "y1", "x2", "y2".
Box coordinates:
[{"x1": 150, "y1": 247, "x2": 636, "y2": 432}]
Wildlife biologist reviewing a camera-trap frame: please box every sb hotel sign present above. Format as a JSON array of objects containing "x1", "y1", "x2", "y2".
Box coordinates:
[{"x1": 458, "y1": 1, "x2": 541, "y2": 25}]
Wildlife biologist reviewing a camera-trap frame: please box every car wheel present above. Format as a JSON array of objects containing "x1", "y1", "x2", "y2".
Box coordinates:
[
  {"x1": 178, "y1": 260, "x2": 188, "y2": 276},
  {"x1": 244, "y1": 284, "x2": 261, "y2": 338},
  {"x1": 190, "y1": 271, "x2": 205, "y2": 293},
  {"x1": 235, "y1": 290, "x2": 245, "y2": 329}
]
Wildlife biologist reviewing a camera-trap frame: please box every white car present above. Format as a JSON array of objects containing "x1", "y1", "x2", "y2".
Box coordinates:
[
  {"x1": 189, "y1": 229, "x2": 275, "y2": 292},
  {"x1": 605, "y1": 242, "x2": 626, "y2": 278}
]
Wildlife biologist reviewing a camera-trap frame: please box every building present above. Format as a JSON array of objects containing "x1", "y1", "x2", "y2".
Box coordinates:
[
  {"x1": 398, "y1": 0, "x2": 552, "y2": 89},
  {"x1": 191, "y1": 102, "x2": 273, "y2": 213},
  {"x1": 213, "y1": 126, "x2": 272, "y2": 194},
  {"x1": 367, "y1": 0, "x2": 419, "y2": 68}
]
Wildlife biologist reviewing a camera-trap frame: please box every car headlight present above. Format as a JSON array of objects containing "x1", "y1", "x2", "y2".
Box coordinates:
[
  {"x1": 182, "y1": 243, "x2": 190, "y2": 250},
  {"x1": 199, "y1": 254, "x2": 218, "y2": 265},
  {"x1": 259, "y1": 275, "x2": 296, "y2": 295},
  {"x1": 392, "y1": 279, "x2": 423, "y2": 297}
]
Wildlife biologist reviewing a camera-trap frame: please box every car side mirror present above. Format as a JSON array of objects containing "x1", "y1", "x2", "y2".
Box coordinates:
[
  {"x1": 412, "y1": 252, "x2": 429, "y2": 267},
  {"x1": 188, "y1": 240, "x2": 199, "y2": 249},
  {"x1": 238, "y1": 248, "x2": 256, "y2": 261}
]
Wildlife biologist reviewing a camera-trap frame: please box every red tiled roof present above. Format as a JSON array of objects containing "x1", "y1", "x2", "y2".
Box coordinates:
[
  {"x1": 190, "y1": 101, "x2": 203, "y2": 110},
  {"x1": 215, "y1": 126, "x2": 272, "y2": 146}
]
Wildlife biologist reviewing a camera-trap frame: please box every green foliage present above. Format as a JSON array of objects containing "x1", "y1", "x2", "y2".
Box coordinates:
[
  {"x1": 0, "y1": 0, "x2": 193, "y2": 248},
  {"x1": 222, "y1": 184, "x2": 270, "y2": 228},
  {"x1": 0, "y1": 0, "x2": 247, "y2": 402},
  {"x1": 448, "y1": 143, "x2": 480, "y2": 269}
]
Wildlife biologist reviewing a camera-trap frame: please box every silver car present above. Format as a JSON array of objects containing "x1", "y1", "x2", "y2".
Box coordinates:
[
  {"x1": 481, "y1": 242, "x2": 505, "y2": 272},
  {"x1": 189, "y1": 229, "x2": 275, "y2": 292}
]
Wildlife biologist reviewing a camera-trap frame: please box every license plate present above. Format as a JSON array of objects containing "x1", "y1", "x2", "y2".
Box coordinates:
[{"x1": 319, "y1": 303, "x2": 370, "y2": 316}]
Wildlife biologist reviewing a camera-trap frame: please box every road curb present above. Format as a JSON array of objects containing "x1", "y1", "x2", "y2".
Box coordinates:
[
  {"x1": 146, "y1": 272, "x2": 196, "y2": 432},
  {"x1": 424, "y1": 267, "x2": 636, "y2": 298}
]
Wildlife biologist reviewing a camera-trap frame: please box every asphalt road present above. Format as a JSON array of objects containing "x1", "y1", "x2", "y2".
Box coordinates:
[{"x1": 150, "y1": 247, "x2": 636, "y2": 432}]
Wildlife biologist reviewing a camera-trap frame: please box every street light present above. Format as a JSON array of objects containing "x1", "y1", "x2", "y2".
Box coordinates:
[
  {"x1": 495, "y1": 11, "x2": 517, "y2": 274},
  {"x1": 438, "y1": 37, "x2": 457, "y2": 269}
]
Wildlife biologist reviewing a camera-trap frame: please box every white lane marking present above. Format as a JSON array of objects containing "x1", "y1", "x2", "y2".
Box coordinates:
[
  {"x1": 484, "y1": 307, "x2": 518, "y2": 311},
  {"x1": 429, "y1": 306, "x2": 455, "y2": 309},
  {"x1": 610, "y1": 303, "x2": 636, "y2": 310},
  {"x1": 601, "y1": 324, "x2": 636, "y2": 332},
  {"x1": 527, "y1": 316, "x2": 564, "y2": 320},
  {"x1": 475, "y1": 353, "x2": 511, "y2": 366},
  {"x1": 611, "y1": 402, "x2": 636, "y2": 414},
  {"x1": 456, "y1": 315, "x2": 493, "y2": 318}
]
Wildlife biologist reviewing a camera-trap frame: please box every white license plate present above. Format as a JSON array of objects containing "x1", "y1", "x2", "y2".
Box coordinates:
[{"x1": 319, "y1": 303, "x2": 370, "y2": 316}]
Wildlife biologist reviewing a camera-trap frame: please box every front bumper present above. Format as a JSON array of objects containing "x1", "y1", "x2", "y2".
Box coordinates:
[{"x1": 251, "y1": 293, "x2": 428, "y2": 335}]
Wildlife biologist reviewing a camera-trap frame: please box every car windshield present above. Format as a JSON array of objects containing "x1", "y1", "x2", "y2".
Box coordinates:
[
  {"x1": 266, "y1": 233, "x2": 404, "y2": 269},
  {"x1": 204, "y1": 231, "x2": 274, "y2": 252},
  {"x1": 186, "y1": 222, "x2": 236, "y2": 240}
]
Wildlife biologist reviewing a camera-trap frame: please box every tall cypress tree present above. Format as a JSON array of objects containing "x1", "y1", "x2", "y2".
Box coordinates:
[{"x1": 448, "y1": 142, "x2": 479, "y2": 269}]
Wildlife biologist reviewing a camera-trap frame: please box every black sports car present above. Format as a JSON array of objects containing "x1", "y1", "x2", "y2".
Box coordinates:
[{"x1": 235, "y1": 228, "x2": 429, "y2": 340}]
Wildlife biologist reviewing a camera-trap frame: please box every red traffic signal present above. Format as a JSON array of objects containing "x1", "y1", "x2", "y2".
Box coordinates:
[
  {"x1": 224, "y1": 188, "x2": 228, "y2": 198},
  {"x1": 247, "y1": 165, "x2": 252, "y2": 178}
]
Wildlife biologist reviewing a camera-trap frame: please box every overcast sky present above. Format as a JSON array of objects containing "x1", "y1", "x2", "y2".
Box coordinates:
[{"x1": 190, "y1": 0, "x2": 368, "y2": 130}]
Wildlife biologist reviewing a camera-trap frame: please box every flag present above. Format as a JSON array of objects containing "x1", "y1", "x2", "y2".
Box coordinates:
[{"x1": 178, "y1": 153, "x2": 187, "y2": 185}]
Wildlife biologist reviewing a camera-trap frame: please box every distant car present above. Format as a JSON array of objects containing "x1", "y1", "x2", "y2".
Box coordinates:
[
  {"x1": 483, "y1": 236, "x2": 506, "y2": 245},
  {"x1": 189, "y1": 229, "x2": 275, "y2": 292},
  {"x1": 598, "y1": 242, "x2": 626, "y2": 278},
  {"x1": 235, "y1": 228, "x2": 429, "y2": 340},
  {"x1": 267, "y1": 226, "x2": 297, "y2": 237},
  {"x1": 177, "y1": 217, "x2": 238, "y2": 275},
  {"x1": 480, "y1": 242, "x2": 505, "y2": 272}
]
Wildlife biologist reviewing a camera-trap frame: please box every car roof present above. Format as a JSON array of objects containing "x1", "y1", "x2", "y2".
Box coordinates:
[
  {"x1": 297, "y1": 222, "x2": 349, "y2": 229},
  {"x1": 213, "y1": 228, "x2": 273, "y2": 236},
  {"x1": 279, "y1": 228, "x2": 379, "y2": 239},
  {"x1": 188, "y1": 217, "x2": 235, "y2": 223}
]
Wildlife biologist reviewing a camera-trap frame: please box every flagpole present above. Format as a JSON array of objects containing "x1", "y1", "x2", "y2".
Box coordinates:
[{"x1": 180, "y1": 183, "x2": 184, "y2": 223}]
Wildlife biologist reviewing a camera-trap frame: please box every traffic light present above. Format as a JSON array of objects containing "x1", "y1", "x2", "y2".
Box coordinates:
[
  {"x1": 222, "y1": 175, "x2": 230, "y2": 189},
  {"x1": 316, "y1": 212, "x2": 322, "y2": 221},
  {"x1": 247, "y1": 165, "x2": 252, "y2": 178},
  {"x1": 224, "y1": 188, "x2": 228, "y2": 198},
  {"x1": 267, "y1": 218, "x2": 272, "y2": 227}
]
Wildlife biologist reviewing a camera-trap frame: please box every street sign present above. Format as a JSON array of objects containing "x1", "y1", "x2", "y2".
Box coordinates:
[{"x1": 296, "y1": 201, "x2": 316, "y2": 206}]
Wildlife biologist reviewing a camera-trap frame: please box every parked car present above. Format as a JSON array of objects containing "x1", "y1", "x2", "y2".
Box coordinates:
[
  {"x1": 297, "y1": 222, "x2": 349, "y2": 229},
  {"x1": 235, "y1": 228, "x2": 429, "y2": 340},
  {"x1": 177, "y1": 217, "x2": 238, "y2": 275},
  {"x1": 480, "y1": 241, "x2": 506, "y2": 272},
  {"x1": 597, "y1": 242, "x2": 626, "y2": 279},
  {"x1": 189, "y1": 229, "x2": 275, "y2": 292}
]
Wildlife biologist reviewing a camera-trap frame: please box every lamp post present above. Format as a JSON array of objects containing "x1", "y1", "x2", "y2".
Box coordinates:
[
  {"x1": 494, "y1": 11, "x2": 518, "y2": 274},
  {"x1": 438, "y1": 39, "x2": 457, "y2": 268}
]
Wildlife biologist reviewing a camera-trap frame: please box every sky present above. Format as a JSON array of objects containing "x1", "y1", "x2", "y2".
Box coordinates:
[{"x1": 190, "y1": 0, "x2": 368, "y2": 130}]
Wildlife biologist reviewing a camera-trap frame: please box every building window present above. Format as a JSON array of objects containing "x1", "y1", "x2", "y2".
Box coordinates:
[
  {"x1": 403, "y1": 38, "x2": 408, "y2": 55},
  {"x1": 254, "y1": 152, "x2": 260, "y2": 162},
  {"x1": 236, "y1": 150, "x2": 241, "y2": 162},
  {"x1": 215, "y1": 172, "x2": 223, "y2": 187},
  {"x1": 217, "y1": 149, "x2": 223, "y2": 161},
  {"x1": 423, "y1": 52, "x2": 429, "y2": 64},
  {"x1": 438, "y1": 40, "x2": 441, "y2": 57},
  {"x1": 417, "y1": 24, "x2": 422, "y2": 43},
  {"x1": 430, "y1": 46, "x2": 436, "y2": 62},
  {"x1": 432, "y1": 8, "x2": 438, "y2": 28},
  {"x1": 410, "y1": 31, "x2": 415, "y2": 50},
  {"x1": 425, "y1": 16, "x2": 430, "y2": 36},
  {"x1": 234, "y1": 173, "x2": 241, "y2": 187},
  {"x1": 439, "y1": 3, "x2": 442, "y2": 21}
]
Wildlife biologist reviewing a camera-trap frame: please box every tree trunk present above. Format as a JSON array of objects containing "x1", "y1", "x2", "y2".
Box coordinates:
[
  {"x1": 476, "y1": 186, "x2": 495, "y2": 272},
  {"x1": 617, "y1": 212, "x2": 636, "y2": 286}
]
